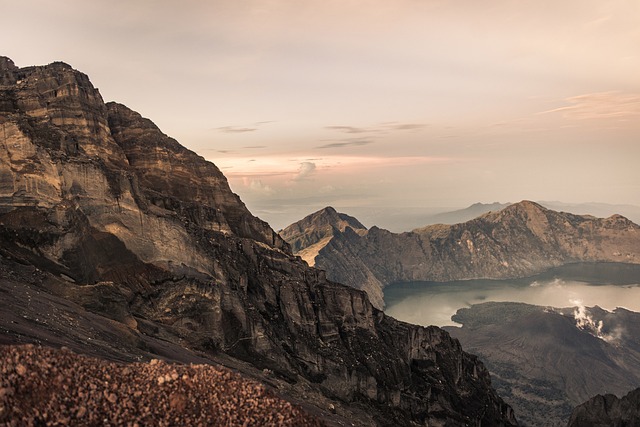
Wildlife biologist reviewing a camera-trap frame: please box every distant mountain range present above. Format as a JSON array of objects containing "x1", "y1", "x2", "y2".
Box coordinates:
[
  {"x1": 445, "y1": 302, "x2": 640, "y2": 426},
  {"x1": 412, "y1": 201, "x2": 640, "y2": 231},
  {"x1": 280, "y1": 201, "x2": 640, "y2": 309},
  {"x1": 312, "y1": 201, "x2": 640, "y2": 233},
  {"x1": 540, "y1": 201, "x2": 640, "y2": 226},
  {"x1": 416, "y1": 202, "x2": 511, "y2": 227}
]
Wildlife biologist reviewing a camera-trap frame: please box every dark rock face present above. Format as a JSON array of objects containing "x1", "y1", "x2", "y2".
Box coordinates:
[
  {"x1": 282, "y1": 204, "x2": 640, "y2": 307},
  {"x1": 278, "y1": 207, "x2": 386, "y2": 308},
  {"x1": 445, "y1": 302, "x2": 640, "y2": 426},
  {"x1": 0, "y1": 57, "x2": 517, "y2": 426},
  {"x1": 568, "y1": 388, "x2": 640, "y2": 427}
]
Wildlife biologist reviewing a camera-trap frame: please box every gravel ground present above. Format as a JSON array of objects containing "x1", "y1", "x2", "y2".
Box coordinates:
[{"x1": 0, "y1": 344, "x2": 324, "y2": 426}]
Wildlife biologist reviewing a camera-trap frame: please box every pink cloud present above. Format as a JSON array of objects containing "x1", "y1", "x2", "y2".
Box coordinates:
[{"x1": 539, "y1": 91, "x2": 640, "y2": 120}]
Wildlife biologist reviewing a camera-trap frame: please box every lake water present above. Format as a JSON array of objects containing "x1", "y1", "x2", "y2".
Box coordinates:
[{"x1": 383, "y1": 263, "x2": 640, "y2": 327}]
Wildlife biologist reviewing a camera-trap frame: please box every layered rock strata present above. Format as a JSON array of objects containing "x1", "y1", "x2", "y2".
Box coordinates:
[{"x1": 0, "y1": 57, "x2": 517, "y2": 426}]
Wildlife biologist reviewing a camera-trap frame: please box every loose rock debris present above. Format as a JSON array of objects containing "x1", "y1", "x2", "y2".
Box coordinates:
[{"x1": 0, "y1": 345, "x2": 323, "y2": 426}]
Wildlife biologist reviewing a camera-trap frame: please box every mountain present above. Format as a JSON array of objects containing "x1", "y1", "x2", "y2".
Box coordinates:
[
  {"x1": 540, "y1": 201, "x2": 640, "y2": 227},
  {"x1": 0, "y1": 57, "x2": 517, "y2": 426},
  {"x1": 278, "y1": 207, "x2": 386, "y2": 308},
  {"x1": 281, "y1": 203, "x2": 640, "y2": 308},
  {"x1": 444, "y1": 302, "x2": 640, "y2": 426},
  {"x1": 417, "y1": 202, "x2": 511, "y2": 227},
  {"x1": 280, "y1": 206, "x2": 367, "y2": 256},
  {"x1": 568, "y1": 388, "x2": 640, "y2": 427}
]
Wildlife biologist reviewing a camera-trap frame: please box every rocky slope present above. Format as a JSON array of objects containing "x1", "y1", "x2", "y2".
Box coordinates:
[
  {"x1": 568, "y1": 388, "x2": 640, "y2": 427},
  {"x1": 281, "y1": 203, "x2": 640, "y2": 308},
  {"x1": 444, "y1": 302, "x2": 640, "y2": 426},
  {"x1": 278, "y1": 207, "x2": 385, "y2": 308},
  {"x1": 0, "y1": 57, "x2": 517, "y2": 426},
  {"x1": 0, "y1": 344, "x2": 322, "y2": 426}
]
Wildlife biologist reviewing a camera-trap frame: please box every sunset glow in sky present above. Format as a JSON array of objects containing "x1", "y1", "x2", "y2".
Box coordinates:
[{"x1": 2, "y1": 0, "x2": 639, "y2": 229}]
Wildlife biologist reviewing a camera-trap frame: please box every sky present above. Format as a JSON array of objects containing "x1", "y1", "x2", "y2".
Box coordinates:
[{"x1": 2, "y1": 0, "x2": 639, "y2": 230}]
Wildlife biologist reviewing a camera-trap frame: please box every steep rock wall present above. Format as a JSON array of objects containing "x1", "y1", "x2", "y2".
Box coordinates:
[{"x1": 0, "y1": 57, "x2": 517, "y2": 426}]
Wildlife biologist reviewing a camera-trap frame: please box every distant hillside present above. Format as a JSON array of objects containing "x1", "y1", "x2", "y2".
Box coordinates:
[
  {"x1": 416, "y1": 202, "x2": 511, "y2": 227},
  {"x1": 445, "y1": 302, "x2": 640, "y2": 427},
  {"x1": 392, "y1": 201, "x2": 640, "y2": 231},
  {"x1": 540, "y1": 201, "x2": 640, "y2": 226},
  {"x1": 568, "y1": 388, "x2": 640, "y2": 427},
  {"x1": 281, "y1": 201, "x2": 640, "y2": 308}
]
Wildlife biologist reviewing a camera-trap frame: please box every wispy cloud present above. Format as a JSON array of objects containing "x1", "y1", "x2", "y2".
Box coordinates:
[
  {"x1": 212, "y1": 155, "x2": 451, "y2": 178},
  {"x1": 386, "y1": 123, "x2": 426, "y2": 131},
  {"x1": 216, "y1": 126, "x2": 257, "y2": 133},
  {"x1": 538, "y1": 91, "x2": 640, "y2": 120},
  {"x1": 325, "y1": 126, "x2": 372, "y2": 134},
  {"x1": 325, "y1": 122, "x2": 426, "y2": 135},
  {"x1": 317, "y1": 139, "x2": 374, "y2": 149},
  {"x1": 215, "y1": 121, "x2": 275, "y2": 133}
]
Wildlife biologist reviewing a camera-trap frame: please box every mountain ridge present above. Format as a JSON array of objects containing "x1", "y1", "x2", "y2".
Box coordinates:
[
  {"x1": 568, "y1": 388, "x2": 640, "y2": 427},
  {"x1": 281, "y1": 201, "x2": 640, "y2": 308},
  {"x1": 0, "y1": 57, "x2": 516, "y2": 426},
  {"x1": 414, "y1": 202, "x2": 511, "y2": 228}
]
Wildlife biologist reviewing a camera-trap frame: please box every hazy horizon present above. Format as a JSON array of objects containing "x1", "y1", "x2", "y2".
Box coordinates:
[{"x1": 2, "y1": 1, "x2": 639, "y2": 231}]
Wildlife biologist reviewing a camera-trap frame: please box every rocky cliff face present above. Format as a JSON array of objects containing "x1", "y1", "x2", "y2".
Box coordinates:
[
  {"x1": 282, "y1": 203, "x2": 640, "y2": 308},
  {"x1": 278, "y1": 207, "x2": 386, "y2": 308},
  {"x1": 0, "y1": 57, "x2": 517, "y2": 426},
  {"x1": 568, "y1": 388, "x2": 640, "y2": 427}
]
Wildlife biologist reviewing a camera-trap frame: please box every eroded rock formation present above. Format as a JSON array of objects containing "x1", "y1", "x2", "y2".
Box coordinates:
[
  {"x1": 568, "y1": 388, "x2": 640, "y2": 427},
  {"x1": 0, "y1": 57, "x2": 517, "y2": 426}
]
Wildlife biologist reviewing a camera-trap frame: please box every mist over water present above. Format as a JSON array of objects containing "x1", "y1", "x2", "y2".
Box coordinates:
[{"x1": 383, "y1": 263, "x2": 640, "y2": 327}]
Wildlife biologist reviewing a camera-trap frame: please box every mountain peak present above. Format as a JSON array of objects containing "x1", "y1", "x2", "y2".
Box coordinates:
[
  {"x1": 0, "y1": 56, "x2": 17, "y2": 70},
  {"x1": 293, "y1": 206, "x2": 366, "y2": 232},
  {"x1": 513, "y1": 200, "x2": 547, "y2": 210},
  {"x1": 0, "y1": 56, "x2": 18, "y2": 85},
  {"x1": 315, "y1": 206, "x2": 339, "y2": 218},
  {"x1": 496, "y1": 200, "x2": 549, "y2": 219},
  {"x1": 279, "y1": 206, "x2": 366, "y2": 256}
]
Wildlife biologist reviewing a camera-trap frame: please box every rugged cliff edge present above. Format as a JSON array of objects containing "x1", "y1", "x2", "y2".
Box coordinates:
[
  {"x1": 281, "y1": 204, "x2": 640, "y2": 308},
  {"x1": 0, "y1": 57, "x2": 517, "y2": 426},
  {"x1": 568, "y1": 388, "x2": 640, "y2": 427}
]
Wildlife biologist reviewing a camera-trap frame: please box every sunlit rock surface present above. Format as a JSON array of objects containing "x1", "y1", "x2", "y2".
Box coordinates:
[{"x1": 0, "y1": 57, "x2": 517, "y2": 426}]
